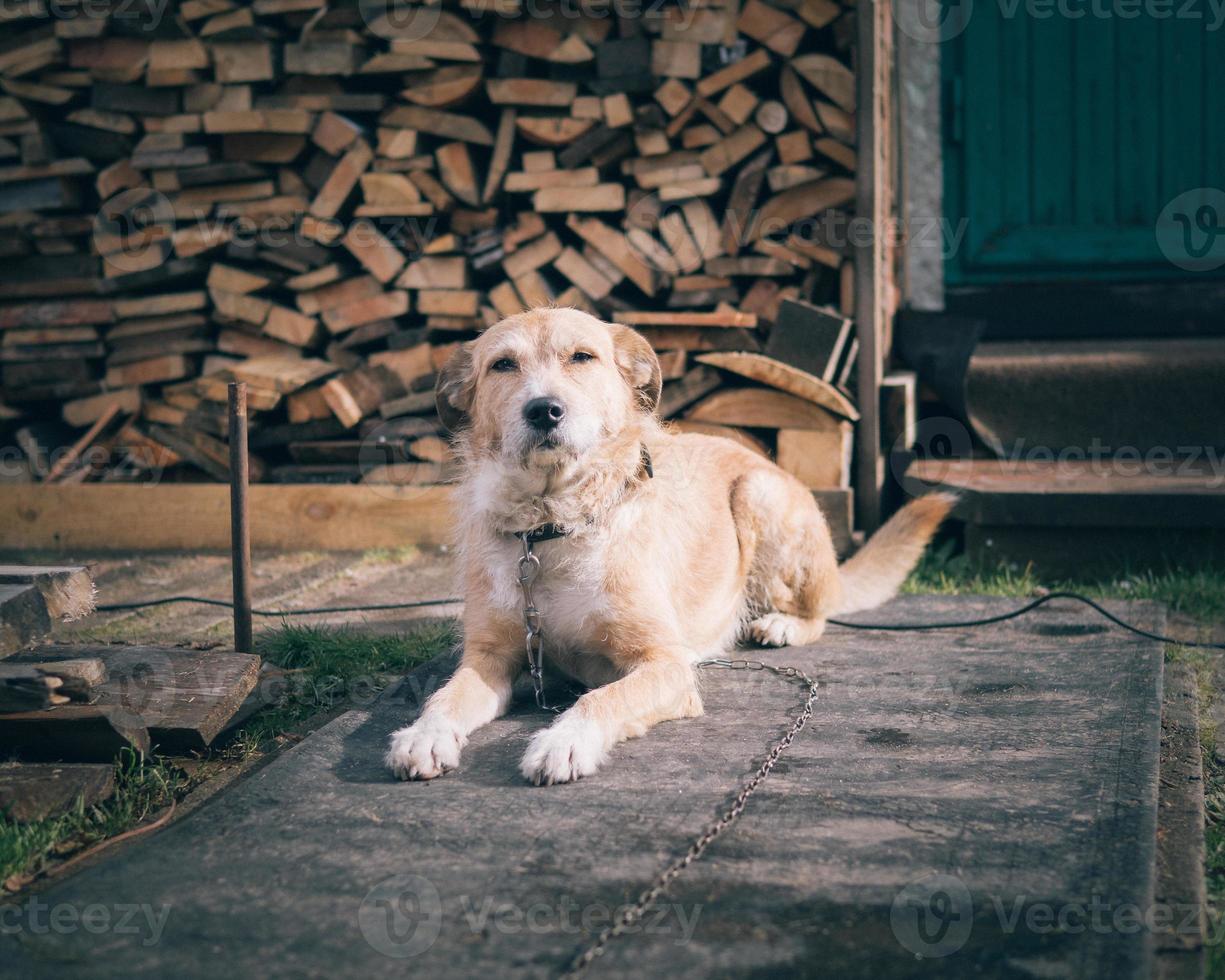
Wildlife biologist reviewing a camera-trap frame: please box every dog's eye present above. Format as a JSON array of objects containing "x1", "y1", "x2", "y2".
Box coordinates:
[
  {"x1": 490, "y1": 357, "x2": 517, "y2": 373},
  {"x1": 570, "y1": 351, "x2": 595, "y2": 364}
]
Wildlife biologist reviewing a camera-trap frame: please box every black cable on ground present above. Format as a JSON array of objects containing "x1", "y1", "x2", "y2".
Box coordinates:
[
  {"x1": 97, "y1": 596, "x2": 463, "y2": 616},
  {"x1": 96, "y1": 590, "x2": 1225, "y2": 649},
  {"x1": 831, "y1": 590, "x2": 1225, "y2": 649}
]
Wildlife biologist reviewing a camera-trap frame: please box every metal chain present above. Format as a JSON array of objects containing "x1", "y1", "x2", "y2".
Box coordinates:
[
  {"x1": 560, "y1": 658, "x2": 820, "y2": 977},
  {"x1": 516, "y1": 532, "x2": 559, "y2": 713}
]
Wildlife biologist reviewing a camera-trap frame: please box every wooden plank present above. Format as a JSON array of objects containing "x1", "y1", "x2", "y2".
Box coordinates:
[
  {"x1": 686, "y1": 387, "x2": 843, "y2": 429},
  {"x1": 382, "y1": 104, "x2": 493, "y2": 145},
  {"x1": 699, "y1": 123, "x2": 767, "y2": 177},
  {"x1": 342, "y1": 219, "x2": 406, "y2": 283},
  {"x1": 482, "y1": 108, "x2": 516, "y2": 204},
  {"x1": 695, "y1": 350, "x2": 859, "y2": 420},
  {"x1": 434, "y1": 141, "x2": 480, "y2": 206},
  {"x1": 486, "y1": 79, "x2": 577, "y2": 107},
  {"x1": 0, "y1": 704, "x2": 149, "y2": 762},
  {"x1": 669, "y1": 420, "x2": 770, "y2": 457},
  {"x1": 658, "y1": 365, "x2": 723, "y2": 417},
  {"x1": 620, "y1": 310, "x2": 757, "y2": 328},
  {"x1": 0, "y1": 763, "x2": 115, "y2": 822},
  {"x1": 309, "y1": 139, "x2": 373, "y2": 219},
  {"x1": 0, "y1": 565, "x2": 95, "y2": 622},
  {"x1": 13, "y1": 645, "x2": 262, "y2": 753},
  {"x1": 515, "y1": 116, "x2": 596, "y2": 147},
  {"x1": 0, "y1": 659, "x2": 104, "y2": 711},
  {"x1": 0, "y1": 584, "x2": 51, "y2": 660},
  {"x1": 533, "y1": 184, "x2": 624, "y2": 212},
  {"x1": 566, "y1": 215, "x2": 658, "y2": 296},
  {"x1": 776, "y1": 424, "x2": 853, "y2": 488},
  {"x1": 0, "y1": 484, "x2": 457, "y2": 550},
  {"x1": 765, "y1": 299, "x2": 854, "y2": 382},
  {"x1": 695, "y1": 48, "x2": 771, "y2": 98}
]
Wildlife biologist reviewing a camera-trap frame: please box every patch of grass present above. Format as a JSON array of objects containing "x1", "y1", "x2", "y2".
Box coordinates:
[
  {"x1": 360, "y1": 545, "x2": 421, "y2": 565},
  {"x1": 0, "y1": 620, "x2": 456, "y2": 890},
  {"x1": 1, "y1": 749, "x2": 185, "y2": 888},
  {"x1": 905, "y1": 538, "x2": 1225, "y2": 626},
  {"x1": 229, "y1": 620, "x2": 458, "y2": 757}
]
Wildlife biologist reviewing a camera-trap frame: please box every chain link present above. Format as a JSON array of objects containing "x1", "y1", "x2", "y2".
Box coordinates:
[
  {"x1": 560, "y1": 658, "x2": 820, "y2": 977},
  {"x1": 517, "y1": 533, "x2": 559, "y2": 713},
  {"x1": 514, "y1": 532, "x2": 819, "y2": 975}
]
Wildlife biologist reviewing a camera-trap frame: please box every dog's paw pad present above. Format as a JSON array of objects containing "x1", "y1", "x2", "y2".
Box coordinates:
[
  {"x1": 748, "y1": 613, "x2": 797, "y2": 647},
  {"x1": 519, "y1": 715, "x2": 607, "y2": 786},
  {"x1": 385, "y1": 716, "x2": 466, "y2": 781}
]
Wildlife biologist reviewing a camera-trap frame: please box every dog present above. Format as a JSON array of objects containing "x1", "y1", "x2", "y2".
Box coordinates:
[{"x1": 386, "y1": 308, "x2": 954, "y2": 785}]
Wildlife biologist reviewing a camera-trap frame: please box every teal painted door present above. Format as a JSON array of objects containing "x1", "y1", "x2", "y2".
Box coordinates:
[{"x1": 943, "y1": 0, "x2": 1225, "y2": 283}]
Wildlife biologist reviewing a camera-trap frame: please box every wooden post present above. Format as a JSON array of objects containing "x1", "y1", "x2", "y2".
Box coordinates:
[
  {"x1": 853, "y1": 0, "x2": 894, "y2": 534},
  {"x1": 227, "y1": 382, "x2": 253, "y2": 654}
]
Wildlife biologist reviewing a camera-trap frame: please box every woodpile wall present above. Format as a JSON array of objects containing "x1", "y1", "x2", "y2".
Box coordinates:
[{"x1": 0, "y1": 0, "x2": 863, "y2": 510}]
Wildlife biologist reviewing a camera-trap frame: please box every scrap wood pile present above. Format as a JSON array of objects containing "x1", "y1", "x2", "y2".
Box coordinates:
[
  {"x1": 0, "y1": 0, "x2": 866, "y2": 498},
  {"x1": 0, "y1": 563, "x2": 262, "y2": 830}
]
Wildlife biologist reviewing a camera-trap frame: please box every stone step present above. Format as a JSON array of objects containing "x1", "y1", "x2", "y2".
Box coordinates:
[
  {"x1": 905, "y1": 457, "x2": 1225, "y2": 573},
  {"x1": 0, "y1": 596, "x2": 1171, "y2": 979},
  {"x1": 964, "y1": 338, "x2": 1225, "y2": 456}
]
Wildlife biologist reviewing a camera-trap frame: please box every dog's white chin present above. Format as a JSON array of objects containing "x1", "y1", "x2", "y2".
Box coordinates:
[{"x1": 518, "y1": 435, "x2": 582, "y2": 466}]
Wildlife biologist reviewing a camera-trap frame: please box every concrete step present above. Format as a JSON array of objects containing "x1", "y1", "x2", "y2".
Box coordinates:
[
  {"x1": 0, "y1": 596, "x2": 1176, "y2": 979},
  {"x1": 964, "y1": 338, "x2": 1225, "y2": 457},
  {"x1": 905, "y1": 457, "x2": 1225, "y2": 574}
]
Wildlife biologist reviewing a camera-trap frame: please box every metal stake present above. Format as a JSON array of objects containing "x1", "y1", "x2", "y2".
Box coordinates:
[{"x1": 228, "y1": 382, "x2": 253, "y2": 653}]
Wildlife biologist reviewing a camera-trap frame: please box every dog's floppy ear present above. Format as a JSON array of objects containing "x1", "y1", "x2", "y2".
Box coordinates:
[
  {"x1": 435, "y1": 342, "x2": 476, "y2": 432},
  {"x1": 609, "y1": 322, "x2": 662, "y2": 414},
  {"x1": 610, "y1": 322, "x2": 662, "y2": 414}
]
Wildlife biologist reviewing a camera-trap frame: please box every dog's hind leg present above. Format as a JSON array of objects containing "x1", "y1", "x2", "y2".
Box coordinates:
[
  {"x1": 733, "y1": 468, "x2": 843, "y2": 649},
  {"x1": 519, "y1": 650, "x2": 701, "y2": 785}
]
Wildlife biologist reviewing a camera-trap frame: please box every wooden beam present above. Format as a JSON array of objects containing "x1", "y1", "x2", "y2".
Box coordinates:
[
  {"x1": 853, "y1": 0, "x2": 891, "y2": 533},
  {"x1": 0, "y1": 484, "x2": 456, "y2": 550}
]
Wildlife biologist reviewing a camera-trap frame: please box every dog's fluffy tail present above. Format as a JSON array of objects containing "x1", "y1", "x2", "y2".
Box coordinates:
[{"x1": 835, "y1": 492, "x2": 959, "y2": 615}]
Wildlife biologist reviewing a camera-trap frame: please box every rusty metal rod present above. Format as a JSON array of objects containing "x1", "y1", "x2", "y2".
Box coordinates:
[{"x1": 228, "y1": 381, "x2": 253, "y2": 654}]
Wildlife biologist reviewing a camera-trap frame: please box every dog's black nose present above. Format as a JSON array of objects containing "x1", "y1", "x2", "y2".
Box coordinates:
[{"x1": 523, "y1": 397, "x2": 565, "y2": 431}]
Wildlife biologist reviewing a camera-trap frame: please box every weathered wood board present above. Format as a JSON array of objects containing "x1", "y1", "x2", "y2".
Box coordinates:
[
  {"x1": 0, "y1": 763, "x2": 115, "y2": 822},
  {"x1": 6, "y1": 645, "x2": 262, "y2": 755}
]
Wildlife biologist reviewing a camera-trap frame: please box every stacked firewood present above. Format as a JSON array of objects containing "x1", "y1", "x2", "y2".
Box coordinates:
[{"x1": 0, "y1": 0, "x2": 861, "y2": 491}]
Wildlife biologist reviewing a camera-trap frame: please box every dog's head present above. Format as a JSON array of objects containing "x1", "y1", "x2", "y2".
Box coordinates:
[{"x1": 435, "y1": 308, "x2": 661, "y2": 464}]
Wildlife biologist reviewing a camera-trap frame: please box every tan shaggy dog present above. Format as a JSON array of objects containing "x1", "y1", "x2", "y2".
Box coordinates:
[{"x1": 386, "y1": 308, "x2": 954, "y2": 785}]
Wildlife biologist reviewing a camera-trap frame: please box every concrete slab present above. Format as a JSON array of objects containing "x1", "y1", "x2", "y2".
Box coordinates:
[{"x1": 0, "y1": 596, "x2": 1166, "y2": 979}]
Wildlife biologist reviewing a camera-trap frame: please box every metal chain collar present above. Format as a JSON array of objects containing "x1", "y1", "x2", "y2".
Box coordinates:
[
  {"x1": 561, "y1": 658, "x2": 820, "y2": 977},
  {"x1": 516, "y1": 531, "x2": 559, "y2": 713}
]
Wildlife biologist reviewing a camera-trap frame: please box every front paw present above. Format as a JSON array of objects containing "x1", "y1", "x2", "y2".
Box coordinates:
[
  {"x1": 519, "y1": 713, "x2": 608, "y2": 786},
  {"x1": 385, "y1": 714, "x2": 466, "y2": 780}
]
